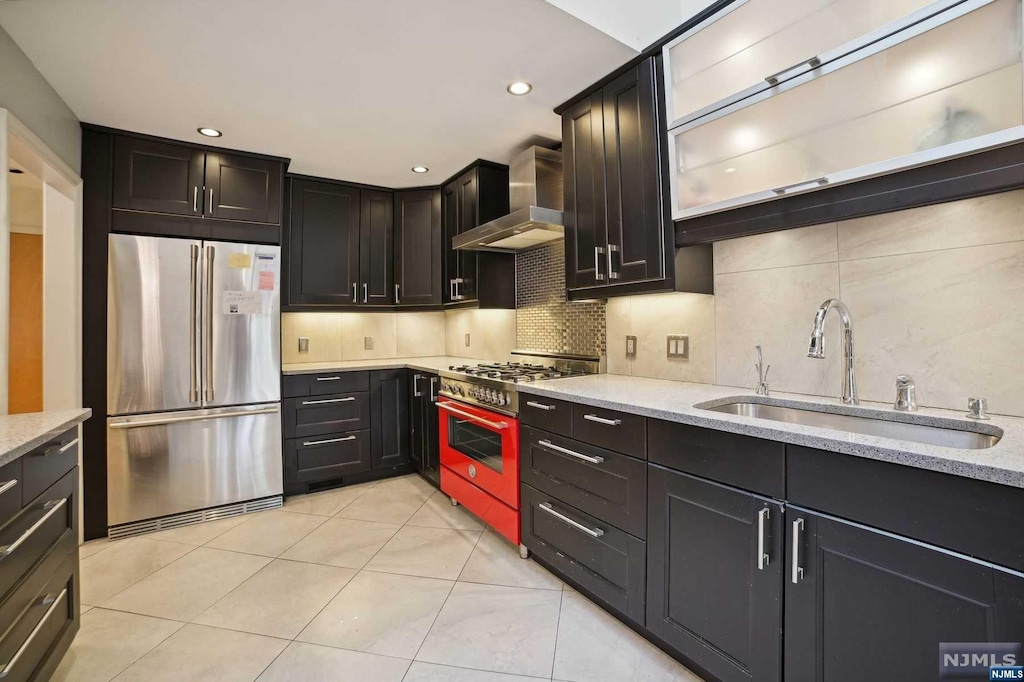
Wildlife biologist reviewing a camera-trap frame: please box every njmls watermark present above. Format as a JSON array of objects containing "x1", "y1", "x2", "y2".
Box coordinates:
[{"x1": 940, "y1": 643, "x2": 1024, "y2": 681}]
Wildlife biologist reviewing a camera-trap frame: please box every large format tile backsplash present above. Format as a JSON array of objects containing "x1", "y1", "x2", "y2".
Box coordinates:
[{"x1": 608, "y1": 190, "x2": 1024, "y2": 417}]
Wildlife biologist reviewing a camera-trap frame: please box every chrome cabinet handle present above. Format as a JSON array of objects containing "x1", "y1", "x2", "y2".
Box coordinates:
[
  {"x1": 109, "y1": 405, "x2": 279, "y2": 429},
  {"x1": 792, "y1": 518, "x2": 805, "y2": 584},
  {"x1": 0, "y1": 480, "x2": 17, "y2": 497},
  {"x1": 363, "y1": 283, "x2": 368, "y2": 304},
  {"x1": 526, "y1": 401, "x2": 555, "y2": 411},
  {"x1": 352, "y1": 283, "x2": 358, "y2": 303},
  {"x1": 204, "y1": 246, "x2": 215, "y2": 401},
  {"x1": 395, "y1": 283, "x2": 400, "y2": 303},
  {"x1": 303, "y1": 435, "x2": 356, "y2": 447},
  {"x1": 607, "y1": 244, "x2": 619, "y2": 280},
  {"x1": 208, "y1": 187, "x2": 214, "y2": 215},
  {"x1": 765, "y1": 55, "x2": 821, "y2": 85},
  {"x1": 412, "y1": 374, "x2": 423, "y2": 398},
  {"x1": 301, "y1": 397, "x2": 355, "y2": 405},
  {"x1": 315, "y1": 376, "x2": 341, "y2": 382},
  {"x1": 452, "y1": 278, "x2": 464, "y2": 301},
  {"x1": 42, "y1": 438, "x2": 79, "y2": 456},
  {"x1": 449, "y1": 279, "x2": 454, "y2": 301},
  {"x1": 583, "y1": 414, "x2": 621, "y2": 426},
  {"x1": 0, "y1": 588, "x2": 68, "y2": 678},
  {"x1": 437, "y1": 402, "x2": 509, "y2": 430},
  {"x1": 429, "y1": 376, "x2": 438, "y2": 401},
  {"x1": 538, "y1": 439, "x2": 604, "y2": 465},
  {"x1": 193, "y1": 186, "x2": 199, "y2": 213},
  {"x1": 595, "y1": 246, "x2": 605, "y2": 281},
  {"x1": 538, "y1": 502, "x2": 604, "y2": 538},
  {"x1": 0, "y1": 498, "x2": 67, "y2": 560},
  {"x1": 189, "y1": 243, "x2": 200, "y2": 402},
  {"x1": 772, "y1": 177, "x2": 828, "y2": 196},
  {"x1": 757, "y1": 507, "x2": 770, "y2": 570}
]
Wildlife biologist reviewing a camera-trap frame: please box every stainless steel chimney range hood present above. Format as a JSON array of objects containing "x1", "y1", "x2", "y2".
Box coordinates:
[{"x1": 453, "y1": 146, "x2": 564, "y2": 252}]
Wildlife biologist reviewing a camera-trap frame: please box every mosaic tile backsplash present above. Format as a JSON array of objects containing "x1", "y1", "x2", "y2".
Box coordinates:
[{"x1": 515, "y1": 242, "x2": 606, "y2": 356}]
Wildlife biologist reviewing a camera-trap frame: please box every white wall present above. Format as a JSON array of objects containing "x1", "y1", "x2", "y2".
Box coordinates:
[
  {"x1": 42, "y1": 183, "x2": 80, "y2": 410},
  {"x1": 545, "y1": 0, "x2": 714, "y2": 50}
]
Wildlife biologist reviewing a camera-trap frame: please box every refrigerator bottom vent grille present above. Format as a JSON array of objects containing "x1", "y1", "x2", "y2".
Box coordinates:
[{"x1": 107, "y1": 496, "x2": 284, "y2": 540}]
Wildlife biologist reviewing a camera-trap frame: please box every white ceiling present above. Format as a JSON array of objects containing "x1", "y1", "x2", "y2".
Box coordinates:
[
  {"x1": 0, "y1": 0, "x2": 636, "y2": 187},
  {"x1": 544, "y1": 0, "x2": 713, "y2": 51}
]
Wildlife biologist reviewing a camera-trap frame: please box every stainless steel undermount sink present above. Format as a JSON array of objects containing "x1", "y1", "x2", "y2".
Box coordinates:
[{"x1": 700, "y1": 399, "x2": 1002, "y2": 450}]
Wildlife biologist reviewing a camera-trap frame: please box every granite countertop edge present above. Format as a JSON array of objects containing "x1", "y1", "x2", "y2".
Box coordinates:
[{"x1": 0, "y1": 408, "x2": 93, "y2": 468}]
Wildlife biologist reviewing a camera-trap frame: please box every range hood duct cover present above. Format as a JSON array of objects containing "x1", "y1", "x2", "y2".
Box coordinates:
[{"x1": 453, "y1": 146, "x2": 564, "y2": 252}]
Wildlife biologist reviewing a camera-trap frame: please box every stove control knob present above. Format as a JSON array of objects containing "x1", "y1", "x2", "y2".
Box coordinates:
[
  {"x1": 497, "y1": 393, "x2": 507, "y2": 406},
  {"x1": 486, "y1": 389, "x2": 496, "y2": 403}
]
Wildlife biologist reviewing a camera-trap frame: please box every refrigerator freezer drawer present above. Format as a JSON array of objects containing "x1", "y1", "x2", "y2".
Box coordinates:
[{"x1": 106, "y1": 403, "x2": 283, "y2": 526}]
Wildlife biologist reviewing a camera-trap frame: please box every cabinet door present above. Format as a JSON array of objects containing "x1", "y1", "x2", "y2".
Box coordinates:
[
  {"x1": 456, "y1": 170, "x2": 479, "y2": 302},
  {"x1": 442, "y1": 182, "x2": 459, "y2": 304},
  {"x1": 785, "y1": 507, "x2": 1024, "y2": 682},
  {"x1": 205, "y1": 152, "x2": 282, "y2": 224},
  {"x1": 371, "y1": 370, "x2": 409, "y2": 470},
  {"x1": 603, "y1": 59, "x2": 665, "y2": 285},
  {"x1": 422, "y1": 375, "x2": 440, "y2": 487},
  {"x1": 112, "y1": 136, "x2": 204, "y2": 216},
  {"x1": 359, "y1": 189, "x2": 394, "y2": 305},
  {"x1": 562, "y1": 92, "x2": 607, "y2": 289},
  {"x1": 647, "y1": 465, "x2": 783, "y2": 682},
  {"x1": 287, "y1": 179, "x2": 361, "y2": 305},
  {"x1": 394, "y1": 190, "x2": 442, "y2": 305},
  {"x1": 409, "y1": 372, "x2": 426, "y2": 471}
]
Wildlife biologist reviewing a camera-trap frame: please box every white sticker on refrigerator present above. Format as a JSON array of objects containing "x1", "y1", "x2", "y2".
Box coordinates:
[{"x1": 223, "y1": 290, "x2": 262, "y2": 315}]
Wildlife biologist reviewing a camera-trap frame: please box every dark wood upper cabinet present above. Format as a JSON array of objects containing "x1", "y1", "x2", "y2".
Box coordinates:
[
  {"x1": 442, "y1": 184, "x2": 459, "y2": 304},
  {"x1": 456, "y1": 170, "x2": 479, "y2": 302},
  {"x1": 287, "y1": 178, "x2": 361, "y2": 306},
  {"x1": 359, "y1": 189, "x2": 394, "y2": 305},
  {"x1": 112, "y1": 137, "x2": 204, "y2": 216},
  {"x1": 394, "y1": 190, "x2": 442, "y2": 305},
  {"x1": 205, "y1": 152, "x2": 282, "y2": 224},
  {"x1": 562, "y1": 92, "x2": 605, "y2": 289}
]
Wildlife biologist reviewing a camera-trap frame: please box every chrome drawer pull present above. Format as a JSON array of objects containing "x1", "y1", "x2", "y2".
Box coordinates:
[
  {"x1": 772, "y1": 176, "x2": 828, "y2": 195},
  {"x1": 0, "y1": 498, "x2": 67, "y2": 560},
  {"x1": 0, "y1": 480, "x2": 16, "y2": 497},
  {"x1": 301, "y1": 397, "x2": 356, "y2": 406},
  {"x1": 40, "y1": 438, "x2": 80, "y2": 457},
  {"x1": 315, "y1": 376, "x2": 342, "y2": 382},
  {"x1": 765, "y1": 55, "x2": 821, "y2": 86},
  {"x1": 538, "y1": 502, "x2": 604, "y2": 538},
  {"x1": 0, "y1": 588, "x2": 68, "y2": 679},
  {"x1": 109, "y1": 405, "x2": 278, "y2": 429},
  {"x1": 583, "y1": 414, "x2": 621, "y2": 427},
  {"x1": 757, "y1": 507, "x2": 770, "y2": 570},
  {"x1": 792, "y1": 518, "x2": 805, "y2": 584},
  {"x1": 538, "y1": 440, "x2": 603, "y2": 465},
  {"x1": 526, "y1": 401, "x2": 555, "y2": 411},
  {"x1": 302, "y1": 435, "x2": 356, "y2": 447}
]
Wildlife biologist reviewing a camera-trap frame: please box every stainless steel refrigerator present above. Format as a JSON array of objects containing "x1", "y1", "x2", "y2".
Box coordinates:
[{"x1": 106, "y1": 233, "x2": 282, "y2": 533}]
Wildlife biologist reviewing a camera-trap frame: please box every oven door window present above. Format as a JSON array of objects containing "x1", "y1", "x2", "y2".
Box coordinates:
[{"x1": 447, "y1": 415, "x2": 504, "y2": 474}]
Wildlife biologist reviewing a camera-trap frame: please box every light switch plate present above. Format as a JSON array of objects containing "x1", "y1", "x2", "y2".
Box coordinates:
[
  {"x1": 464, "y1": 333, "x2": 471, "y2": 347},
  {"x1": 626, "y1": 335, "x2": 637, "y2": 358},
  {"x1": 298, "y1": 337, "x2": 309, "y2": 353},
  {"x1": 364, "y1": 336, "x2": 374, "y2": 350},
  {"x1": 667, "y1": 335, "x2": 690, "y2": 359}
]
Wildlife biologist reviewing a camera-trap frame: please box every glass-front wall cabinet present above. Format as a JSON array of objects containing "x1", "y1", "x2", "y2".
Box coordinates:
[{"x1": 665, "y1": 0, "x2": 1024, "y2": 219}]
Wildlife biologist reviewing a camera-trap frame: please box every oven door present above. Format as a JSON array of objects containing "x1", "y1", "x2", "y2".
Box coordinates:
[{"x1": 438, "y1": 399, "x2": 520, "y2": 508}]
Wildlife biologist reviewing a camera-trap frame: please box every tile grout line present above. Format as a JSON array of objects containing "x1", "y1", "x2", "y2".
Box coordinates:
[
  {"x1": 88, "y1": 540, "x2": 202, "y2": 609},
  {"x1": 549, "y1": 587, "x2": 565, "y2": 681}
]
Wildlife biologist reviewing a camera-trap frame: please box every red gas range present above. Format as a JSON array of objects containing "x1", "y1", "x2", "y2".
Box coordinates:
[{"x1": 438, "y1": 352, "x2": 602, "y2": 553}]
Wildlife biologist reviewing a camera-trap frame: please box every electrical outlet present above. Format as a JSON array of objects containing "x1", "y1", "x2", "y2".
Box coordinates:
[
  {"x1": 298, "y1": 337, "x2": 309, "y2": 353},
  {"x1": 364, "y1": 336, "x2": 374, "y2": 350},
  {"x1": 464, "y1": 333, "x2": 471, "y2": 347},
  {"x1": 667, "y1": 335, "x2": 690, "y2": 359},
  {"x1": 626, "y1": 335, "x2": 637, "y2": 358}
]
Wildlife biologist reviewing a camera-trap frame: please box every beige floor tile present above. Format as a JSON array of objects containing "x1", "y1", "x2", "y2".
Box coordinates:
[
  {"x1": 283, "y1": 483, "x2": 374, "y2": 517},
  {"x1": 404, "y1": 662, "x2": 548, "y2": 681},
  {"x1": 206, "y1": 510, "x2": 325, "y2": 557},
  {"x1": 81, "y1": 604, "x2": 94, "y2": 615},
  {"x1": 553, "y1": 591, "x2": 703, "y2": 682},
  {"x1": 372, "y1": 473, "x2": 435, "y2": 502},
  {"x1": 112, "y1": 623, "x2": 287, "y2": 682},
  {"x1": 459, "y1": 532, "x2": 561, "y2": 590},
  {"x1": 51, "y1": 608, "x2": 184, "y2": 682},
  {"x1": 195, "y1": 559, "x2": 356, "y2": 639},
  {"x1": 416, "y1": 582, "x2": 561, "y2": 678},
  {"x1": 280, "y1": 517, "x2": 401, "y2": 569},
  {"x1": 297, "y1": 570, "x2": 452, "y2": 659},
  {"x1": 145, "y1": 514, "x2": 250, "y2": 545},
  {"x1": 407, "y1": 491, "x2": 485, "y2": 531},
  {"x1": 366, "y1": 526, "x2": 480, "y2": 580},
  {"x1": 335, "y1": 485, "x2": 430, "y2": 524},
  {"x1": 102, "y1": 547, "x2": 270, "y2": 621},
  {"x1": 257, "y1": 641, "x2": 410, "y2": 682},
  {"x1": 79, "y1": 538, "x2": 114, "y2": 560},
  {"x1": 81, "y1": 537, "x2": 193, "y2": 605}
]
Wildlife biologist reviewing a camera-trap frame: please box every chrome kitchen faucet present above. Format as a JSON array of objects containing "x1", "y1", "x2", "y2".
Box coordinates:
[{"x1": 807, "y1": 298, "x2": 858, "y2": 405}]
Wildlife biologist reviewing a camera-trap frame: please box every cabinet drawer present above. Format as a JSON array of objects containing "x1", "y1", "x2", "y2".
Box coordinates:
[
  {"x1": 521, "y1": 426, "x2": 646, "y2": 539},
  {"x1": 0, "y1": 458, "x2": 22, "y2": 528},
  {"x1": 649, "y1": 420, "x2": 785, "y2": 498},
  {"x1": 283, "y1": 371, "x2": 369, "y2": 398},
  {"x1": 0, "y1": 549, "x2": 76, "y2": 682},
  {"x1": 283, "y1": 392, "x2": 370, "y2": 438},
  {"x1": 285, "y1": 431, "x2": 371, "y2": 484},
  {"x1": 571, "y1": 404, "x2": 645, "y2": 459},
  {"x1": 520, "y1": 396, "x2": 572, "y2": 436},
  {"x1": 0, "y1": 469, "x2": 75, "y2": 604},
  {"x1": 521, "y1": 483, "x2": 645, "y2": 625},
  {"x1": 20, "y1": 429, "x2": 78, "y2": 508}
]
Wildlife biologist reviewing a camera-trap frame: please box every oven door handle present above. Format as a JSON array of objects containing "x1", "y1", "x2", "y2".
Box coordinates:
[{"x1": 437, "y1": 402, "x2": 509, "y2": 430}]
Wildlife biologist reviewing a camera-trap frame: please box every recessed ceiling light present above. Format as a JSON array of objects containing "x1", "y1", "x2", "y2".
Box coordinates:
[
  {"x1": 506, "y1": 81, "x2": 533, "y2": 96},
  {"x1": 411, "y1": 166, "x2": 429, "y2": 174},
  {"x1": 197, "y1": 127, "x2": 223, "y2": 138},
  {"x1": 8, "y1": 168, "x2": 24, "y2": 174}
]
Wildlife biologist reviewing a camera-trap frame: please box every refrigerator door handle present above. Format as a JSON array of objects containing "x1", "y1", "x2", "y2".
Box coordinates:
[
  {"x1": 204, "y1": 245, "x2": 216, "y2": 402},
  {"x1": 189, "y1": 244, "x2": 200, "y2": 403},
  {"x1": 109, "y1": 405, "x2": 280, "y2": 429}
]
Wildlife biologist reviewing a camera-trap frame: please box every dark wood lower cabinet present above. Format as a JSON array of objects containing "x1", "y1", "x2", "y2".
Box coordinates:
[
  {"x1": 409, "y1": 371, "x2": 440, "y2": 488},
  {"x1": 646, "y1": 464, "x2": 783, "y2": 682},
  {"x1": 284, "y1": 431, "x2": 372, "y2": 485},
  {"x1": 370, "y1": 370, "x2": 409, "y2": 470}
]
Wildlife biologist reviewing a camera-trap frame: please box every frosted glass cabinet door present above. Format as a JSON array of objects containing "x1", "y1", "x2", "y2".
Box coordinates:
[
  {"x1": 670, "y1": 0, "x2": 1024, "y2": 219},
  {"x1": 663, "y1": 0, "x2": 940, "y2": 126}
]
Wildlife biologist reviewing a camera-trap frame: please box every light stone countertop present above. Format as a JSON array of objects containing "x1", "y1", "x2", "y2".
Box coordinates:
[
  {"x1": 283, "y1": 356, "x2": 476, "y2": 375},
  {"x1": 0, "y1": 409, "x2": 92, "y2": 468},
  {"x1": 517, "y1": 374, "x2": 1024, "y2": 490}
]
